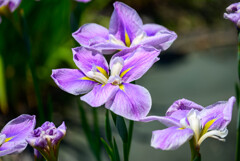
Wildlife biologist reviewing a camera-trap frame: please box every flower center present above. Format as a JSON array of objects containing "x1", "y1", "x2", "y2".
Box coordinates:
[
  {"x1": 85, "y1": 57, "x2": 125, "y2": 87},
  {"x1": 180, "y1": 109, "x2": 228, "y2": 146},
  {"x1": 109, "y1": 31, "x2": 146, "y2": 47}
]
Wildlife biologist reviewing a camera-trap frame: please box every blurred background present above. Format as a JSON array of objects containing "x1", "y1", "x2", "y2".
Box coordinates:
[{"x1": 0, "y1": 0, "x2": 239, "y2": 160}]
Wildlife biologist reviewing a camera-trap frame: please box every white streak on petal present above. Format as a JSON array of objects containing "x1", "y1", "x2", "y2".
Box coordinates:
[
  {"x1": 131, "y1": 32, "x2": 147, "y2": 46},
  {"x1": 109, "y1": 34, "x2": 126, "y2": 47},
  {"x1": 87, "y1": 66, "x2": 108, "y2": 84},
  {"x1": 198, "y1": 128, "x2": 228, "y2": 146},
  {"x1": 110, "y1": 57, "x2": 124, "y2": 77},
  {"x1": 187, "y1": 109, "x2": 201, "y2": 143}
]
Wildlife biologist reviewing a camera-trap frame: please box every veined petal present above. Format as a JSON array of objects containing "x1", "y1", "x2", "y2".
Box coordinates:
[
  {"x1": 140, "y1": 116, "x2": 181, "y2": 127},
  {"x1": 109, "y1": 2, "x2": 144, "y2": 44},
  {"x1": 1, "y1": 114, "x2": 36, "y2": 142},
  {"x1": 72, "y1": 23, "x2": 109, "y2": 46},
  {"x1": 8, "y1": 0, "x2": 21, "y2": 12},
  {"x1": 199, "y1": 96, "x2": 235, "y2": 130},
  {"x1": 151, "y1": 127, "x2": 194, "y2": 150},
  {"x1": 51, "y1": 69, "x2": 97, "y2": 95},
  {"x1": 91, "y1": 42, "x2": 127, "y2": 54},
  {"x1": 72, "y1": 47, "x2": 109, "y2": 75},
  {"x1": 142, "y1": 24, "x2": 177, "y2": 50},
  {"x1": 81, "y1": 84, "x2": 119, "y2": 107},
  {"x1": 105, "y1": 83, "x2": 151, "y2": 121},
  {"x1": 0, "y1": 141, "x2": 27, "y2": 156},
  {"x1": 166, "y1": 98, "x2": 204, "y2": 117},
  {"x1": 112, "y1": 46, "x2": 160, "y2": 83}
]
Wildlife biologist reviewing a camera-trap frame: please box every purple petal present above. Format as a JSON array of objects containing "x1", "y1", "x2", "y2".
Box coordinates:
[
  {"x1": 81, "y1": 83, "x2": 119, "y2": 107},
  {"x1": 0, "y1": 141, "x2": 27, "y2": 156},
  {"x1": 140, "y1": 116, "x2": 181, "y2": 127},
  {"x1": 111, "y1": 46, "x2": 160, "y2": 83},
  {"x1": 199, "y1": 96, "x2": 236, "y2": 130},
  {"x1": 151, "y1": 127, "x2": 194, "y2": 150},
  {"x1": 141, "y1": 24, "x2": 177, "y2": 50},
  {"x1": 1, "y1": 114, "x2": 36, "y2": 142},
  {"x1": 72, "y1": 23, "x2": 108, "y2": 46},
  {"x1": 166, "y1": 98, "x2": 204, "y2": 118},
  {"x1": 90, "y1": 42, "x2": 127, "y2": 54},
  {"x1": 105, "y1": 83, "x2": 151, "y2": 121},
  {"x1": 0, "y1": 114, "x2": 36, "y2": 156},
  {"x1": 52, "y1": 122, "x2": 67, "y2": 145},
  {"x1": 51, "y1": 69, "x2": 96, "y2": 95},
  {"x1": 72, "y1": 47, "x2": 109, "y2": 75},
  {"x1": 224, "y1": 13, "x2": 240, "y2": 24},
  {"x1": 109, "y1": 2, "x2": 144, "y2": 43},
  {"x1": 8, "y1": 0, "x2": 21, "y2": 12}
]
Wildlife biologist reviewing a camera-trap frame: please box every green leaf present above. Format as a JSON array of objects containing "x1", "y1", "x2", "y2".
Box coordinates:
[
  {"x1": 101, "y1": 138, "x2": 113, "y2": 160},
  {"x1": 78, "y1": 101, "x2": 101, "y2": 161},
  {"x1": 113, "y1": 138, "x2": 120, "y2": 161},
  {"x1": 111, "y1": 111, "x2": 117, "y2": 125},
  {"x1": 116, "y1": 115, "x2": 128, "y2": 143},
  {"x1": 105, "y1": 110, "x2": 113, "y2": 146},
  {"x1": 127, "y1": 120, "x2": 134, "y2": 160}
]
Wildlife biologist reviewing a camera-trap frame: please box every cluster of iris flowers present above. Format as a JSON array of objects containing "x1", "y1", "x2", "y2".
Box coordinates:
[{"x1": 0, "y1": 0, "x2": 239, "y2": 161}]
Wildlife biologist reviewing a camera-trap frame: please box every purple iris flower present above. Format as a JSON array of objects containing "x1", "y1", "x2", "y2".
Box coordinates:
[
  {"x1": 51, "y1": 46, "x2": 159, "y2": 121},
  {"x1": 27, "y1": 121, "x2": 66, "y2": 161},
  {"x1": 0, "y1": 0, "x2": 21, "y2": 23},
  {"x1": 72, "y1": 1, "x2": 177, "y2": 54},
  {"x1": 141, "y1": 97, "x2": 235, "y2": 150},
  {"x1": 224, "y1": 2, "x2": 240, "y2": 28},
  {"x1": 0, "y1": 114, "x2": 36, "y2": 156}
]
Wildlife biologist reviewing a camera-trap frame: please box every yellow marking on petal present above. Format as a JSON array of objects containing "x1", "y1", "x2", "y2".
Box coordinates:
[
  {"x1": 200, "y1": 119, "x2": 216, "y2": 137},
  {"x1": 125, "y1": 31, "x2": 131, "y2": 47},
  {"x1": 101, "y1": 84, "x2": 106, "y2": 87},
  {"x1": 81, "y1": 76, "x2": 96, "y2": 81},
  {"x1": 4, "y1": 137, "x2": 13, "y2": 143},
  {"x1": 178, "y1": 127, "x2": 184, "y2": 130},
  {"x1": 119, "y1": 84, "x2": 124, "y2": 91},
  {"x1": 120, "y1": 68, "x2": 132, "y2": 78},
  {"x1": 96, "y1": 66, "x2": 109, "y2": 78}
]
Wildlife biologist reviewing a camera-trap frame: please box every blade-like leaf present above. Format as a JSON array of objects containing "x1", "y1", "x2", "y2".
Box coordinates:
[{"x1": 116, "y1": 115, "x2": 128, "y2": 143}]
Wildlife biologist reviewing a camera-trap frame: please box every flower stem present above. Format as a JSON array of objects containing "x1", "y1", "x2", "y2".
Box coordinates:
[
  {"x1": 189, "y1": 138, "x2": 201, "y2": 161},
  {"x1": 0, "y1": 54, "x2": 8, "y2": 114},
  {"x1": 236, "y1": 29, "x2": 240, "y2": 161}
]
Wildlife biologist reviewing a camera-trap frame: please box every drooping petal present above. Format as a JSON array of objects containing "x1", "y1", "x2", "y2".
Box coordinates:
[
  {"x1": 199, "y1": 96, "x2": 236, "y2": 130},
  {"x1": 72, "y1": 23, "x2": 108, "y2": 46},
  {"x1": 109, "y1": 1, "x2": 144, "y2": 44},
  {"x1": 151, "y1": 126, "x2": 194, "y2": 150},
  {"x1": 0, "y1": 141, "x2": 27, "y2": 156},
  {"x1": 105, "y1": 83, "x2": 151, "y2": 121},
  {"x1": 51, "y1": 69, "x2": 97, "y2": 95},
  {"x1": 224, "y1": 13, "x2": 240, "y2": 24},
  {"x1": 1, "y1": 114, "x2": 36, "y2": 142},
  {"x1": 81, "y1": 83, "x2": 119, "y2": 107},
  {"x1": 72, "y1": 47, "x2": 109, "y2": 75},
  {"x1": 166, "y1": 98, "x2": 204, "y2": 117},
  {"x1": 141, "y1": 24, "x2": 177, "y2": 50},
  {"x1": 0, "y1": 114, "x2": 36, "y2": 156},
  {"x1": 140, "y1": 116, "x2": 181, "y2": 127},
  {"x1": 111, "y1": 46, "x2": 160, "y2": 83}
]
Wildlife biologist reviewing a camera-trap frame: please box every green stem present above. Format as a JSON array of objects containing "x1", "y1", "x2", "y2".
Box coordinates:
[
  {"x1": 0, "y1": 54, "x2": 8, "y2": 114},
  {"x1": 189, "y1": 139, "x2": 201, "y2": 161},
  {"x1": 236, "y1": 30, "x2": 240, "y2": 161},
  {"x1": 238, "y1": 30, "x2": 240, "y2": 81},
  {"x1": 127, "y1": 121, "x2": 134, "y2": 159}
]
